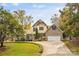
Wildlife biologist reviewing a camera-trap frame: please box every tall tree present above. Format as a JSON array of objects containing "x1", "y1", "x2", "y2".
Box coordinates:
[
  {"x1": 58, "y1": 3, "x2": 79, "y2": 39},
  {"x1": 13, "y1": 10, "x2": 33, "y2": 30},
  {"x1": 66, "y1": 3, "x2": 79, "y2": 13},
  {"x1": 66, "y1": 3, "x2": 79, "y2": 37},
  {"x1": 13, "y1": 10, "x2": 33, "y2": 41},
  {"x1": 59, "y1": 8, "x2": 73, "y2": 38},
  {"x1": 24, "y1": 16, "x2": 33, "y2": 30},
  {"x1": 13, "y1": 10, "x2": 26, "y2": 26},
  {"x1": 51, "y1": 14, "x2": 58, "y2": 24},
  {"x1": 0, "y1": 6, "x2": 24, "y2": 47}
]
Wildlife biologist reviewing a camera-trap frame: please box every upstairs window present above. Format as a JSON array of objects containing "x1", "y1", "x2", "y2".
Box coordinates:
[
  {"x1": 39, "y1": 27, "x2": 44, "y2": 30},
  {"x1": 52, "y1": 25, "x2": 56, "y2": 30},
  {"x1": 33, "y1": 28, "x2": 36, "y2": 31}
]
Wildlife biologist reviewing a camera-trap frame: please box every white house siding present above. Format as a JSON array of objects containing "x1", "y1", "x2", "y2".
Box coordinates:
[{"x1": 33, "y1": 23, "x2": 48, "y2": 34}]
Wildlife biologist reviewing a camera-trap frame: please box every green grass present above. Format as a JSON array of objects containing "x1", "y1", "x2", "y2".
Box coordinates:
[
  {"x1": 0, "y1": 42, "x2": 43, "y2": 56},
  {"x1": 62, "y1": 40, "x2": 79, "y2": 55}
]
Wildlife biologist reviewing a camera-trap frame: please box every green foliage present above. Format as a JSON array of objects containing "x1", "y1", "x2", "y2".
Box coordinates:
[
  {"x1": 13, "y1": 10, "x2": 26, "y2": 25},
  {"x1": 59, "y1": 3, "x2": 79, "y2": 37},
  {"x1": 51, "y1": 14, "x2": 58, "y2": 24},
  {"x1": 13, "y1": 10, "x2": 33, "y2": 38},
  {"x1": 0, "y1": 6, "x2": 25, "y2": 47},
  {"x1": 13, "y1": 10, "x2": 33, "y2": 27},
  {"x1": 35, "y1": 28, "x2": 39, "y2": 39}
]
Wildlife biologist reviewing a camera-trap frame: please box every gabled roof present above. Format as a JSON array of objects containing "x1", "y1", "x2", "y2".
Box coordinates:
[
  {"x1": 33, "y1": 19, "x2": 48, "y2": 28},
  {"x1": 45, "y1": 24, "x2": 63, "y2": 33}
]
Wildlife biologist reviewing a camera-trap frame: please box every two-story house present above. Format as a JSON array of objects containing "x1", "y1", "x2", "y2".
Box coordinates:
[
  {"x1": 26, "y1": 19, "x2": 63, "y2": 41},
  {"x1": 32, "y1": 19, "x2": 48, "y2": 41}
]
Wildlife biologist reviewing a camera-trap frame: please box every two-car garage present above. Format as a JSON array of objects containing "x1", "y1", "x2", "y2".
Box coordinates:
[
  {"x1": 45, "y1": 24, "x2": 62, "y2": 41},
  {"x1": 48, "y1": 36, "x2": 61, "y2": 41}
]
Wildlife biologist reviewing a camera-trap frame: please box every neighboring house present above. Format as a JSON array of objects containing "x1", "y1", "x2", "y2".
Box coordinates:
[
  {"x1": 24, "y1": 23, "x2": 34, "y2": 41},
  {"x1": 25, "y1": 28, "x2": 34, "y2": 41},
  {"x1": 45, "y1": 24, "x2": 63, "y2": 41}
]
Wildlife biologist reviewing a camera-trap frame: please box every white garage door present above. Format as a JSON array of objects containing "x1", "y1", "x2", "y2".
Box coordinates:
[{"x1": 48, "y1": 36, "x2": 61, "y2": 41}]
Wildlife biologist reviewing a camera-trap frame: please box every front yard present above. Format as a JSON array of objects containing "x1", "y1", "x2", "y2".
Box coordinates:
[
  {"x1": 63, "y1": 40, "x2": 79, "y2": 55},
  {"x1": 0, "y1": 42, "x2": 43, "y2": 56}
]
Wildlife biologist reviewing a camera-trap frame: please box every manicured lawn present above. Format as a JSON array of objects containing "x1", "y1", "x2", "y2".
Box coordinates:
[
  {"x1": 62, "y1": 40, "x2": 79, "y2": 55},
  {"x1": 0, "y1": 42, "x2": 43, "y2": 56}
]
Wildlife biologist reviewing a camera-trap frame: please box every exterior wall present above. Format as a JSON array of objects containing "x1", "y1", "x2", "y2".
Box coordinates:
[
  {"x1": 45, "y1": 27, "x2": 62, "y2": 41},
  {"x1": 26, "y1": 34, "x2": 34, "y2": 41},
  {"x1": 33, "y1": 22, "x2": 48, "y2": 34},
  {"x1": 33, "y1": 22, "x2": 48, "y2": 41}
]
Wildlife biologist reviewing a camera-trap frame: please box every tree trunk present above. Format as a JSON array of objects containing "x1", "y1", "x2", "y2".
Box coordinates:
[
  {"x1": 0, "y1": 34, "x2": 6, "y2": 47},
  {"x1": 0, "y1": 41, "x2": 3, "y2": 47},
  {"x1": 70, "y1": 36, "x2": 72, "y2": 40},
  {"x1": 0, "y1": 38, "x2": 5, "y2": 47},
  {"x1": 0, "y1": 31, "x2": 6, "y2": 47}
]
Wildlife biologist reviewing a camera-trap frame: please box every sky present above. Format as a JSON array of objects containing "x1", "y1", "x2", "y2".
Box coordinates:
[{"x1": 0, "y1": 3, "x2": 66, "y2": 25}]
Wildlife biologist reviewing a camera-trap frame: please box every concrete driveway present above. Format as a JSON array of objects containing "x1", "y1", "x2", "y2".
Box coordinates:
[{"x1": 35, "y1": 41, "x2": 73, "y2": 56}]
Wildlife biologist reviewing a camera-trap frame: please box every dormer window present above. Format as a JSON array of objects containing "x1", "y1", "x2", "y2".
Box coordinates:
[
  {"x1": 39, "y1": 27, "x2": 44, "y2": 30},
  {"x1": 52, "y1": 25, "x2": 56, "y2": 30}
]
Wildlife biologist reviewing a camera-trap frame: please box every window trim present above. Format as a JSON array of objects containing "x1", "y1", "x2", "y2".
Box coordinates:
[{"x1": 39, "y1": 27, "x2": 44, "y2": 30}]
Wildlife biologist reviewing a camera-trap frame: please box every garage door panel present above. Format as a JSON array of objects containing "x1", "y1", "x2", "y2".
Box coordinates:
[{"x1": 48, "y1": 36, "x2": 61, "y2": 41}]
